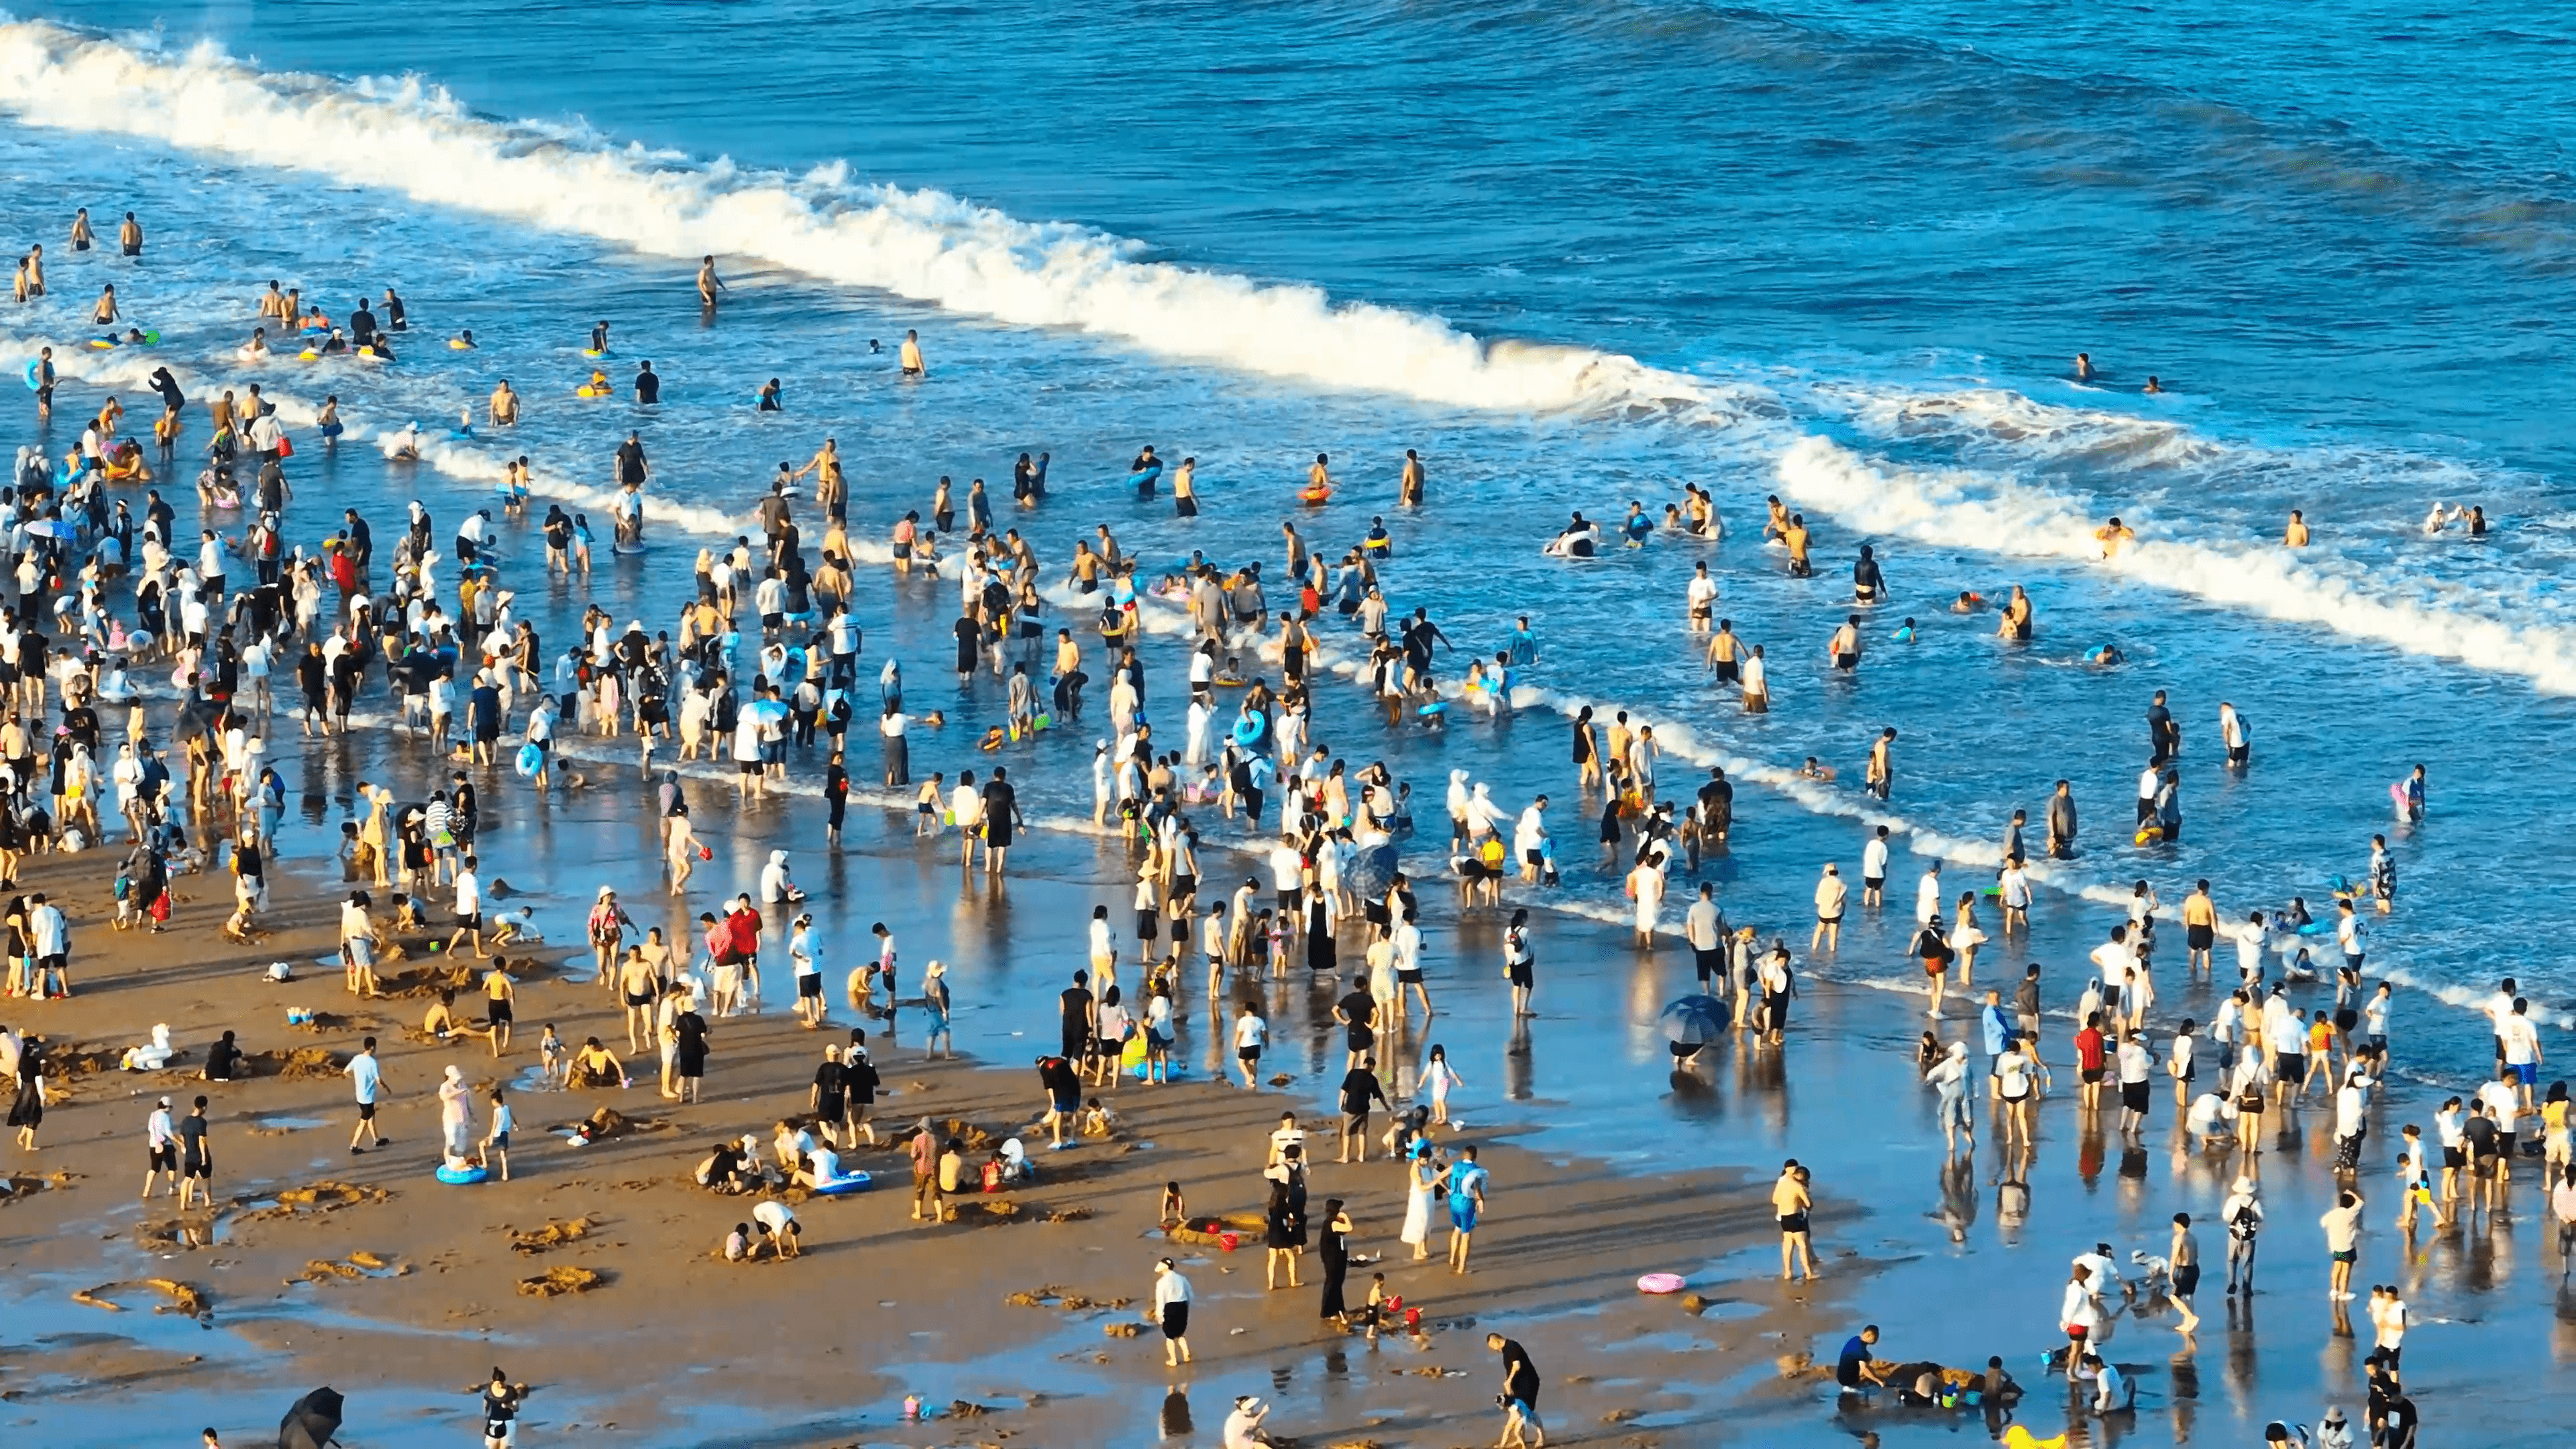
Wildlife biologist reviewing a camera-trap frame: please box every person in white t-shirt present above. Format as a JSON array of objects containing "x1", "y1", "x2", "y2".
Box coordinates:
[
  {"x1": 2500, "y1": 997, "x2": 2544, "y2": 1110},
  {"x1": 1232, "y1": 1003, "x2": 1267, "y2": 1089},
  {"x1": 949, "y1": 771, "x2": 984, "y2": 868}
]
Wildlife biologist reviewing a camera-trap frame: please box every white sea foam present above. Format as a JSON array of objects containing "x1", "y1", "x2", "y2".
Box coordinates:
[
  {"x1": 0, "y1": 19, "x2": 1719, "y2": 419},
  {"x1": 1775, "y1": 435, "x2": 2576, "y2": 694}
]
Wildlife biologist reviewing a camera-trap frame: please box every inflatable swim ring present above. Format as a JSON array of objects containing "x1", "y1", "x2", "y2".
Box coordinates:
[
  {"x1": 576, "y1": 386, "x2": 604, "y2": 398},
  {"x1": 356, "y1": 346, "x2": 386, "y2": 360},
  {"x1": 1298, "y1": 486, "x2": 1332, "y2": 506},
  {"x1": 435, "y1": 1163, "x2": 490, "y2": 1185},
  {"x1": 1636, "y1": 1273, "x2": 1687, "y2": 1295},
  {"x1": 809, "y1": 1170, "x2": 873, "y2": 1195},
  {"x1": 515, "y1": 743, "x2": 543, "y2": 777},
  {"x1": 582, "y1": 347, "x2": 608, "y2": 359},
  {"x1": 21, "y1": 362, "x2": 39, "y2": 392},
  {"x1": 449, "y1": 339, "x2": 474, "y2": 350},
  {"x1": 299, "y1": 350, "x2": 321, "y2": 362},
  {"x1": 2134, "y1": 826, "x2": 2164, "y2": 845}
]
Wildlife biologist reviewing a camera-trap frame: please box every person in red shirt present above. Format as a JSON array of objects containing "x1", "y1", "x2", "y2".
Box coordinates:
[
  {"x1": 725, "y1": 896, "x2": 764, "y2": 1005},
  {"x1": 2074, "y1": 1012, "x2": 2108, "y2": 1112}
]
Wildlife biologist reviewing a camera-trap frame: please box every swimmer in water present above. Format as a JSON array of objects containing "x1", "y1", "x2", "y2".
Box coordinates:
[
  {"x1": 1797, "y1": 756, "x2": 1837, "y2": 782},
  {"x1": 1827, "y1": 614, "x2": 1862, "y2": 673},
  {"x1": 2284, "y1": 510, "x2": 2310, "y2": 547},
  {"x1": 757, "y1": 378, "x2": 783, "y2": 411},
  {"x1": 2095, "y1": 517, "x2": 2135, "y2": 558},
  {"x1": 900, "y1": 329, "x2": 926, "y2": 378},
  {"x1": 1548, "y1": 513, "x2": 1599, "y2": 559},
  {"x1": 2087, "y1": 643, "x2": 2124, "y2": 666},
  {"x1": 1951, "y1": 590, "x2": 1984, "y2": 613},
  {"x1": 1398, "y1": 448, "x2": 1426, "y2": 506},
  {"x1": 453, "y1": 329, "x2": 476, "y2": 349},
  {"x1": 590, "y1": 321, "x2": 610, "y2": 354},
  {"x1": 1997, "y1": 584, "x2": 2034, "y2": 641},
  {"x1": 1621, "y1": 501, "x2": 1652, "y2": 545},
  {"x1": 1892, "y1": 616, "x2": 1917, "y2": 643},
  {"x1": 2143, "y1": 376, "x2": 2163, "y2": 394},
  {"x1": 2421, "y1": 501, "x2": 2465, "y2": 535},
  {"x1": 1762, "y1": 494, "x2": 1790, "y2": 543},
  {"x1": 2074, "y1": 352, "x2": 2096, "y2": 382},
  {"x1": 698, "y1": 255, "x2": 726, "y2": 308},
  {"x1": 1307, "y1": 453, "x2": 1332, "y2": 500},
  {"x1": 1852, "y1": 544, "x2": 1886, "y2": 604},
  {"x1": 1782, "y1": 513, "x2": 1813, "y2": 577},
  {"x1": 2467, "y1": 505, "x2": 2488, "y2": 537},
  {"x1": 1363, "y1": 516, "x2": 1393, "y2": 556}
]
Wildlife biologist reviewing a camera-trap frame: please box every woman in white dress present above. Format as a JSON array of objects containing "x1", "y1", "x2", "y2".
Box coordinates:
[
  {"x1": 1949, "y1": 890, "x2": 1989, "y2": 989},
  {"x1": 1422, "y1": 1043, "x2": 1464, "y2": 1128},
  {"x1": 1631, "y1": 855, "x2": 1666, "y2": 948},
  {"x1": 1401, "y1": 1144, "x2": 1439, "y2": 1258}
]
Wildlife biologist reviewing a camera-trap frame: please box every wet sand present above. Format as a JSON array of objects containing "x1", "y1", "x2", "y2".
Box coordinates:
[{"x1": 0, "y1": 597, "x2": 2565, "y2": 1446}]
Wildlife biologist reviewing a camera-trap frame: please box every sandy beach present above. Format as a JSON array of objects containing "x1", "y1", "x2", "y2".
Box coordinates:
[{"x1": 0, "y1": 688, "x2": 2563, "y2": 1449}]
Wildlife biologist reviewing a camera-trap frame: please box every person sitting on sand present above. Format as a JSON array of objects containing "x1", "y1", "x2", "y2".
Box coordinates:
[
  {"x1": 696, "y1": 1138, "x2": 755, "y2": 1193},
  {"x1": 569, "y1": 1036, "x2": 625, "y2": 1088},
  {"x1": 1081, "y1": 1096, "x2": 1118, "y2": 1138},
  {"x1": 423, "y1": 990, "x2": 486, "y2": 1040},
  {"x1": 201, "y1": 1029, "x2": 242, "y2": 1082},
  {"x1": 722, "y1": 1222, "x2": 752, "y2": 1260},
  {"x1": 793, "y1": 1141, "x2": 846, "y2": 1191}
]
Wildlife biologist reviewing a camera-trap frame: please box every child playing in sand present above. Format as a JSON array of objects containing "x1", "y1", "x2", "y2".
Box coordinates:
[
  {"x1": 539, "y1": 1024, "x2": 564, "y2": 1085},
  {"x1": 1080, "y1": 1097, "x2": 1117, "y2": 1138},
  {"x1": 489, "y1": 908, "x2": 543, "y2": 947},
  {"x1": 1160, "y1": 1181, "x2": 1187, "y2": 1228}
]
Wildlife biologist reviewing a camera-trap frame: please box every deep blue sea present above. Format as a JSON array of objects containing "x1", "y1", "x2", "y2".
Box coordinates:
[{"x1": 0, "y1": 0, "x2": 2570, "y2": 1059}]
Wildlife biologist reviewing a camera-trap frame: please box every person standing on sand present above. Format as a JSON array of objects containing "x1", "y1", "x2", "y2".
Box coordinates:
[
  {"x1": 176, "y1": 1095, "x2": 212, "y2": 1211},
  {"x1": 345, "y1": 1038, "x2": 387, "y2": 1155},
  {"x1": 1444, "y1": 1144, "x2": 1489, "y2": 1274},
  {"x1": 1774, "y1": 1159, "x2": 1817, "y2": 1281},
  {"x1": 909, "y1": 1120, "x2": 941, "y2": 1224},
  {"x1": 1154, "y1": 1258, "x2": 1194, "y2": 1365},
  {"x1": 144, "y1": 1095, "x2": 178, "y2": 1198}
]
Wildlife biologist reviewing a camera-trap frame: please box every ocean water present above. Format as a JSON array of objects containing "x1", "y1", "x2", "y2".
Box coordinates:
[{"x1": 0, "y1": 0, "x2": 2569, "y2": 1075}]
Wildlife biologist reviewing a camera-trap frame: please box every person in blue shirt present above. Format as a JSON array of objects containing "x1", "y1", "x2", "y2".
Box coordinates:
[{"x1": 1836, "y1": 1324, "x2": 1888, "y2": 1389}]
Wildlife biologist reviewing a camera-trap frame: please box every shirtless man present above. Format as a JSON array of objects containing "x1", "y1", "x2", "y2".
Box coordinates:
[
  {"x1": 898, "y1": 328, "x2": 926, "y2": 377},
  {"x1": 1827, "y1": 615, "x2": 1862, "y2": 674},
  {"x1": 698, "y1": 255, "x2": 726, "y2": 307},
  {"x1": 792, "y1": 437, "x2": 847, "y2": 519},
  {"x1": 1397, "y1": 448, "x2": 1425, "y2": 506},
  {"x1": 488, "y1": 380, "x2": 520, "y2": 426}
]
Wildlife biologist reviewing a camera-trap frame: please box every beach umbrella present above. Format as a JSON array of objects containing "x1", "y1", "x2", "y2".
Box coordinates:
[
  {"x1": 277, "y1": 1386, "x2": 345, "y2": 1449},
  {"x1": 1345, "y1": 841, "x2": 1401, "y2": 902},
  {"x1": 1660, "y1": 994, "x2": 1730, "y2": 1046},
  {"x1": 22, "y1": 518, "x2": 67, "y2": 539}
]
